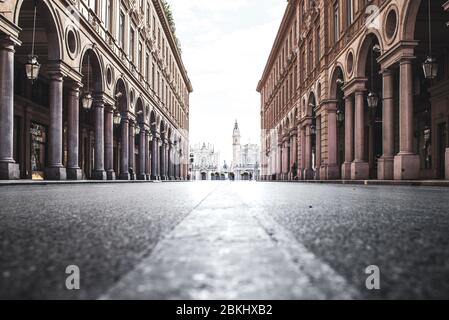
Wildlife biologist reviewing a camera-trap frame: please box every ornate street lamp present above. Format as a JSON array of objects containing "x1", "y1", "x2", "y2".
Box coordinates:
[
  {"x1": 422, "y1": 0, "x2": 438, "y2": 79},
  {"x1": 25, "y1": 0, "x2": 40, "y2": 82},
  {"x1": 310, "y1": 124, "x2": 316, "y2": 135},
  {"x1": 135, "y1": 124, "x2": 141, "y2": 135},
  {"x1": 81, "y1": 54, "x2": 93, "y2": 110},
  {"x1": 367, "y1": 44, "x2": 379, "y2": 109}
]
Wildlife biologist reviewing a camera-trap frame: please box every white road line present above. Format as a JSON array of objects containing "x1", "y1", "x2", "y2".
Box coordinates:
[{"x1": 101, "y1": 185, "x2": 359, "y2": 300}]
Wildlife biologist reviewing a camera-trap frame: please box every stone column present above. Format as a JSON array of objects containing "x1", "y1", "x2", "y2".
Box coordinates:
[
  {"x1": 394, "y1": 58, "x2": 420, "y2": 180},
  {"x1": 151, "y1": 132, "x2": 159, "y2": 180},
  {"x1": 145, "y1": 130, "x2": 151, "y2": 179},
  {"x1": 341, "y1": 95, "x2": 354, "y2": 179},
  {"x1": 291, "y1": 133, "x2": 297, "y2": 179},
  {"x1": 104, "y1": 106, "x2": 115, "y2": 180},
  {"x1": 119, "y1": 116, "x2": 130, "y2": 180},
  {"x1": 168, "y1": 141, "x2": 173, "y2": 180},
  {"x1": 303, "y1": 123, "x2": 314, "y2": 180},
  {"x1": 326, "y1": 103, "x2": 339, "y2": 179},
  {"x1": 128, "y1": 121, "x2": 135, "y2": 180},
  {"x1": 44, "y1": 71, "x2": 66, "y2": 180},
  {"x1": 316, "y1": 116, "x2": 322, "y2": 180},
  {"x1": 0, "y1": 37, "x2": 20, "y2": 180},
  {"x1": 165, "y1": 139, "x2": 169, "y2": 180},
  {"x1": 299, "y1": 125, "x2": 305, "y2": 180},
  {"x1": 66, "y1": 81, "x2": 83, "y2": 180},
  {"x1": 378, "y1": 69, "x2": 395, "y2": 180},
  {"x1": 277, "y1": 142, "x2": 282, "y2": 180},
  {"x1": 137, "y1": 126, "x2": 146, "y2": 180},
  {"x1": 351, "y1": 90, "x2": 369, "y2": 180},
  {"x1": 160, "y1": 139, "x2": 167, "y2": 180},
  {"x1": 92, "y1": 99, "x2": 106, "y2": 180}
]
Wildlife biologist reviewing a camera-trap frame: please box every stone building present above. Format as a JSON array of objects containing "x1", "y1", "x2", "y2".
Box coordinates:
[
  {"x1": 0, "y1": 0, "x2": 192, "y2": 181},
  {"x1": 231, "y1": 121, "x2": 260, "y2": 180},
  {"x1": 189, "y1": 142, "x2": 222, "y2": 180},
  {"x1": 258, "y1": 0, "x2": 449, "y2": 181}
]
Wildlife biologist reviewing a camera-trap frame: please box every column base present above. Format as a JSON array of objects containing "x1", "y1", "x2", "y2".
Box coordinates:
[
  {"x1": 92, "y1": 170, "x2": 107, "y2": 180},
  {"x1": 325, "y1": 164, "x2": 340, "y2": 180},
  {"x1": 394, "y1": 153, "x2": 420, "y2": 180},
  {"x1": 137, "y1": 173, "x2": 147, "y2": 180},
  {"x1": 303, "y1": 168, "x2": 315, "y2": 180},
  {"x1": 0, "y1": 162, "x2": 20, "y2": 180},
  {"x1": 119, "y1": 173, "x2": 131, "y2": 180},
  {"x1": 151, "y1": 175, "x2": 159, "y2": 180},
  {"x1": 446, "y1": 148, "x2": 449, "y2": 180},
  {"x1": 378, "y1": 156, "x2": 394, "y2": 180},
  {"x1": 67, "y1": 168, "x2": 83, "y2": 180},
  {"x1": 106, "y1": 170, "x2": 116, "y2": 180},
  {"x1": 44, "y1": 167, "x2": 67, "y2": 181},
  {"x1": 341, "y1": 162, "x2": 352, "y2": 180},
  {"x1": 350, "y1": 161, "x2": 369, "y2": 180},
  {"x1": 145, "y1": 174, "x2": 151, "y2": 180}
]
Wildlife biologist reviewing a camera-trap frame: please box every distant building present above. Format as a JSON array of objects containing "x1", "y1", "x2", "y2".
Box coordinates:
[
  {"x1": 190, "y1": 143, "x2": 223, "y2": 180},
  {"x1": 231, "y1": 121, "x2": 260, "y2": 180}
]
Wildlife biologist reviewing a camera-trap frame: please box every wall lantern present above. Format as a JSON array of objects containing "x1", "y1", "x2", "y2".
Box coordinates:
[
  {"x1": 81, "y1": 54, "x2": 93, "y2": 110},
  {"x1": 135, "y1": 124, "x2": 141, "y2": 135},
  {"x1": 25, "y1": 0, "x2": 40, "y2": 82},
  {"x1": 310, "y1": 124, "x2": 317, "y2": 135},
  {"x1": 113, "y1": 110, "x2": 122, "y2": 126},
  {"x1": 367, "y1": 44, "x2": 379, "y2": 109},
  {"x1": 423, "y1": 0, "x2": 438, "y2": 79},
  {"x1": 337, "y1": 109, "x2": 345, "y2": 123}
]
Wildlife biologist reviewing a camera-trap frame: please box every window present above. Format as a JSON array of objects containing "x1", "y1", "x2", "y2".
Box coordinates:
[
  {"x1": 146, "y1": 53, "x2": 150, "y2": 80},
  {"x1": 138, "y1": 41, "x2": 143, "y2": 73},
  {"x1": 347, "y1": 0, "x2": 354, "y2": 26},
  {"x1": 130, "y1": 27, "x2": 135, "y2": 63},
  {"x1": 334, "y1": 2, "x2": 340, "y2": 44},
  {"x1": 105, "y1": 0, "x2": 112, "y2": 32},
  {"x1": 119, "y1": 12, "x2": 125, "y2": 50}
]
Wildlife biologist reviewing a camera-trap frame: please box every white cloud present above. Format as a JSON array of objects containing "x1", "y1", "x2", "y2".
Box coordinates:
[{"x1": 169, "y1": 0, "x2": 286, "y2": 164}]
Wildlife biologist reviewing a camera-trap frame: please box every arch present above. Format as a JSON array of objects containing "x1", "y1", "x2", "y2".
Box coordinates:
[
  {"x1": 114, "y1": 78, "x2": 128, "y2": 112},
  {"x1": 402, "y1": 0, "x2": 422, "y2": 41},
  {"x1": 80, "y1": 48, "x2": 104, "y2": 94},
  {"x1": 16, "y1": 0, "x2": 63, "y2": 61},
  {"x1": 355, "y1": 31, "x2": 383, "y2": 77},
  {"x1": 150, "y1": 110, "x2": 157, "y2": 131},
  {"x1": 328, "y1": 64, "x2": 345, "y2": 99},
  {"x1": 307, "y1": 92, "x2": 316, "y2": 117},
  {"x1": 135, "y1": 97, "x2": 144, "y2": 124}
]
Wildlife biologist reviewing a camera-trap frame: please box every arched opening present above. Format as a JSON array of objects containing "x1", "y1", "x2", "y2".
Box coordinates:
[
  {"x1": 360, "y1": 34, "x2": 383, "y2": 179},
  {"x1": 79, "y1": 49, "x2": 103, "y2": 179},
  {"x1": 411, "y1": 0, "x2": 449, "y2": 179},
  {"x1": 308, "y1": 92, "x2": 317, "y2": 179},
  {"x1": 114, "y1": 78, "x2": 128, "y2": 178},
  {"x1": 135, "y1": 98, "x2": 144, "y2": 179},
  {"x1": 13, "y1": 0, "x2": 62, "y2": 180},
  {"x1": 159, "y1": 121, "x2": 166, "y2": 180},
  {"x1": 330, "y1": 66, "x2": 346, "y2": 177},
  {"x1": 201, "y1": 171, "x2": 207, "y2": 180}
]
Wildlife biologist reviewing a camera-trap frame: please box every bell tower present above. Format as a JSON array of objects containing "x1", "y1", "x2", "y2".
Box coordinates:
[{"x1": 232, "y1": 120, "x2": 241, "y2": 167}]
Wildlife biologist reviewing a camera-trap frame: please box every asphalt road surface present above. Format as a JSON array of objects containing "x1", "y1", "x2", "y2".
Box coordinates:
[{"x1": 0, "y1": 181, "x2": 448, "y2": 299}]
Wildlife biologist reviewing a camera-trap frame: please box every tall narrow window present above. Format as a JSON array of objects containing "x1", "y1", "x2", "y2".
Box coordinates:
[
  {"x1": 334, "y1": 3, "x2": 340, "y2": 44},
  {"x1": 119, "y1": 12, "x2": 125, "y2": 50},
  {"x1": 105, "y1": 0, "x2": 112, "y2": 33},
  {"x1": 138, "y1": 41, "x2": 143, "y2": 73},
  {"x1": 130, "y1": 27, "x2": 135, "y2": 63},
  {"x1": 347, "y1": 0, "x2": 354, "y2": 26},
  {"x1": 146, "y1": 53, "x2": 150, "y2": 81}
]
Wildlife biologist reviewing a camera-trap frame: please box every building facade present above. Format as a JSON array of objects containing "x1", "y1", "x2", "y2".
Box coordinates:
[
  {"x1": 0, "y1": 0, "x2": 192, "y2": 181},
  {"x1": 231, "y1": 121, "x2": 260, "y2": 180},
  {"x1": 189, "y1": 142, "x2": 222, "y2": 180},
  {"x1": 258, "y1": 0, "x2": 449, "y2": 181}
]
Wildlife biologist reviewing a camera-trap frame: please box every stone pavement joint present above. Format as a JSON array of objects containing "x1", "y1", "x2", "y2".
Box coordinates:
[{"x1": 102, "y1": 185, "x2": 359, "y2": 300}]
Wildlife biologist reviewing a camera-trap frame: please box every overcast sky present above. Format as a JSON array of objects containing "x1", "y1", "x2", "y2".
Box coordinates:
[{"x1": 169, "y1": 0, "x2": 286, "y2": 165}]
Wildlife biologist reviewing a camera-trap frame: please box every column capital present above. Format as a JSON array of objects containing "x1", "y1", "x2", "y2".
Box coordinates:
[{"x1": 0, "y1": 35, "x2": 21, "y2": 51}]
